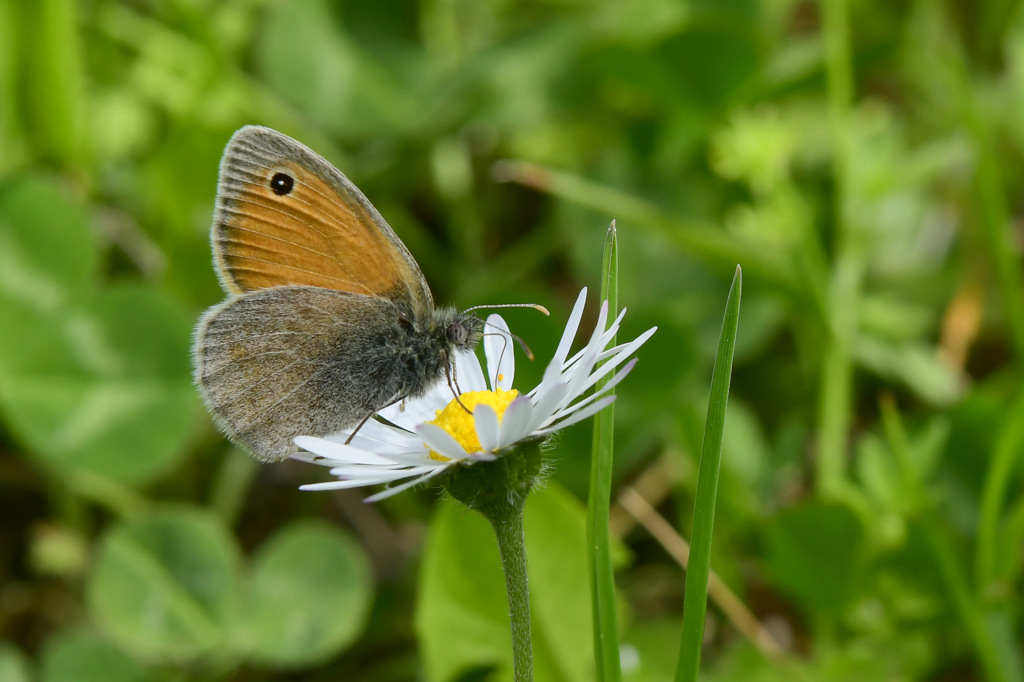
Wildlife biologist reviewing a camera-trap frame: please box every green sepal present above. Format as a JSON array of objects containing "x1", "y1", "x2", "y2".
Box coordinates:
[{"x1": 440, "y1": 439, "x2": 546, "y2": 515}]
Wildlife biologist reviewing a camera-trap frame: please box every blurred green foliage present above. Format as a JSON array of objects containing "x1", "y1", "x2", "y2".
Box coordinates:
[{"x1": 1, "y1": 0, "x2": 1024, "y2": 680}]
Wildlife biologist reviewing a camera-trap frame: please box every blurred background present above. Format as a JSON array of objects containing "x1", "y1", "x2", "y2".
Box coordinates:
[{"x1": 1, "y1": 0, "x2": 1023, "y2": 680}]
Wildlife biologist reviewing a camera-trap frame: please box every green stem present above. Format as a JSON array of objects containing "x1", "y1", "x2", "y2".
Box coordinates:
[
  {"x1": 442, "y1": 441, "x2": 542, "y2": 681},
  {"x1": 483, "y1": 498, "x2": 533, "y2": 682},
  {"x1": 209, "y1": 449, "x2": 260, "y2": 527},
  {"x1": 588, "y1": 222, "x2": 622, "y2": 681},
  {"x1": 977, "y1": 390, "x2": 1024, "y2": 591},
  {"x1": 816, "y1": 0, "x2": 860, "y2": 497},
  {"x1": 66, "y1": 470, "x2": 148, "y2": 519}
]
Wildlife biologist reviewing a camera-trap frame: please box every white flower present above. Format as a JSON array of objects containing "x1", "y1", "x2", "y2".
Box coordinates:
[{"x1": 293, "y1": 288, "x2": 656, "y2": 501}]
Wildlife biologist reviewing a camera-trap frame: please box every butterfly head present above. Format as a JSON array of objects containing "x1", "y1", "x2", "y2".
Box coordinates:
[{"x1": 438, "y1": 309, "x2": 484, "y2": 353}]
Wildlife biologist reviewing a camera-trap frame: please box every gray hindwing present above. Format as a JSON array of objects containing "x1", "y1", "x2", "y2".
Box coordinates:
[{"x1": 194, "y1": 286, "x2": 435, "y2": 460}]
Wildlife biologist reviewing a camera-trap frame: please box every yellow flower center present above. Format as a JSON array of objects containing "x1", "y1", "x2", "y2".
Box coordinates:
[{"x1": 426, "y1": 388, "x2": 519, "y2": 461}]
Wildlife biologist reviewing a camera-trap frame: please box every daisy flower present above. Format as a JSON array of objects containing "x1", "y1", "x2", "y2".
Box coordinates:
[{"x1": 293, "y1": 288, "x2": 656, "y2": 502}]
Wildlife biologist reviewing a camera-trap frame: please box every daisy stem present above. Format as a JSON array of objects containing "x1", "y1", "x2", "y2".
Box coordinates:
[
  {"x1": 442, "y1": 441, "x2": 542, "y2": 681},
  {"x1": 481, "y1": 495, "x2": 533, "y2": 682}
]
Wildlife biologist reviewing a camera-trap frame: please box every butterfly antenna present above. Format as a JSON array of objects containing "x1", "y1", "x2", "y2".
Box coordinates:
[
  {"x1": 464, "y1": 302, "x2": 550, "y2": 316},
  {"x1": 482, "y1": 320, "x2": 536, "y2": 361},
  {"x1": 468, "y1": 303, "x2": 547, "y2": 361}
]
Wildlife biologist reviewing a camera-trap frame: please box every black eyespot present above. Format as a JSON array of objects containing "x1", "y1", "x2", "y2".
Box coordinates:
[{"x1": 269, "y1": 172, "x2": 294, "y2": 196}]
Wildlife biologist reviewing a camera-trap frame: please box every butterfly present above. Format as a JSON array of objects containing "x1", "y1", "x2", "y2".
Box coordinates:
[{"x1": 193, "y1": 126, "x2": 484, "y2": 461}]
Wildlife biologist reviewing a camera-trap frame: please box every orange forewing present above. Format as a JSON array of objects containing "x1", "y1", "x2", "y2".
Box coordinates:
[{"x1": 215, "y1": 160, "x2": 412, "y2": 295}]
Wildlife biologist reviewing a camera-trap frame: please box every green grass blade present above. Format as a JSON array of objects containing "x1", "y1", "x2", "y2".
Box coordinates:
[
  {"x1": 588, "y1": 221, "x2": 622, "y2": 682},
  {"x1": 675, "y1": 265, "x2": 742, "y2": 682}
]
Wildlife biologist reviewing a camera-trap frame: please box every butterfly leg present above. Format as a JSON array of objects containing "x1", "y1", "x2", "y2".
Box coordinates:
[
  {"x1": 344, "y1": 392, "x2": 409, "y2": 444},
  {"x1": 450, "y1": 357, "x2": 464, "y2": 395},
  {"x1": 444, "y1": 361, "x2": 472, "y2": 415},
  {"x1": 345, "y1": 411, "x2": 378, "y2": 444}
]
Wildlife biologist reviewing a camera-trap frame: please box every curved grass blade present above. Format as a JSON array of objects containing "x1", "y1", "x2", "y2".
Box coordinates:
[{"x1": 675, "y1": 265, "x2": 742, "y2": 682}]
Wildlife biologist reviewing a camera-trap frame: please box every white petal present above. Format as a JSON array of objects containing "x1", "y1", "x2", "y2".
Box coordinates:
[
  {"x1": 417, "y1": 423, "x2": 469, "y2": 461},
  {"x1": 299, "y1": 468, "x2": 433, "y2": 490},
  {"x1": 557, "y1": 331, "x2": 606, "y2": 412},
  {"x1": 575, "y1": 334, "x2": 651, "y2": 397},
  {"x1": 594, "y1": 325, "x2": 656, "y2": 363},
  {"x1": 339, "y1": 422, "x2": 423, "y2": 452},
  {"x1": 527, "y1": 381, "x2": 571, "y2": 432},
  {"x1": 365, "y1": 466, "x2": 448, "y2": 502},
  {"x1": 326, "y1": 465, "x2": 436, "y2": 480},
  {"x1": 576, "y1": 328, "x2": 656, "y2": 400},
  {"x1": 364, "y1": 451, "x2": 440, "y2": 467},
  {"x1": 498, "y1": 395, "x2": 534, "y2": 447},
  {"x1": 294, "y1": 436, "x2": 395, "y2": 466},
  {"x1": 474, "y1": 403, "x2": 500, "y2": 452},
  {"x1": 484, "y1": 314, "x2": 515, "y2": 390},
  {"x1": 300, "y1": 480, "x2": 378, "y2": 491},
  {"x1": 561, "y1": 303, "x2": 630, "y2": 374},
  {"x1": 300, "y1": 446, "x2": 432, "y2": 469},
  {"x1": 536, "y1": 395, "x2": 616, "y2": 435},
  {"x1": 313, "y1": 474, "x2": 412, "y2": 488},
  {"x1": 565, "y1": 299, "x2": 609, "y2": 384},
  {"x1": 560, "y1": 302, "x2": 622, "y2": 373},
  {"x1": 376, "y1": 392, "x2": 445, "y2": 430},
  {"x1": 530, "y1": 348, "x2": 569, "y2": 399},
  {"x1": 547, "y1": 359, "x2": 638, "y2": 424},
  {"x1": 557, "y1": 306, "x2": 631, "y2": 408},
  {"x1": 552, "y1": 288, "x2": 587, "y2": 367},
  {"x1": 454, "y1": 348, "x2": 488, "y2": 394}
]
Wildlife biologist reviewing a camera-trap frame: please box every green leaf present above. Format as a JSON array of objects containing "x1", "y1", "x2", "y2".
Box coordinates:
[
  {"x1": 854, "y1": 336, "x2": 962, "y2": 405},
  {"x1": 0, "y1": 175, "x2": 200, "y2": 486},
  {"x1": 0, "y1": 175, "x2": 99, "y2": 310},
  {"x1": 418, "y1": 484, "x2": 595, "y2": 682},
  {"x1": 0, "y1": 285, "x2": 199, "y2": 485},
  {"x1": 621, "y1": 619, "x2": 682, "y2": 682},
  {"x1": 87, "y1": 506, "x2": 241, "y2": 663},
  {"x1": 40, "y1": 631, "x2": 154, "y2": 682},
  {"x1": 0, "y1": 642, "x2": 30, "y2": 682},
  {"x1": 243, "y1": 519, "x2": 374, "y2": 668},
  {"x1": 255, "y1": 0, "x2": 356, "y2": 133},
  {"x1": 762, "y1": 501, "x2": 865, "y2": 617},
  {"x1": 255, "y1": 0, "x2": 413, "y2": 137}
]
